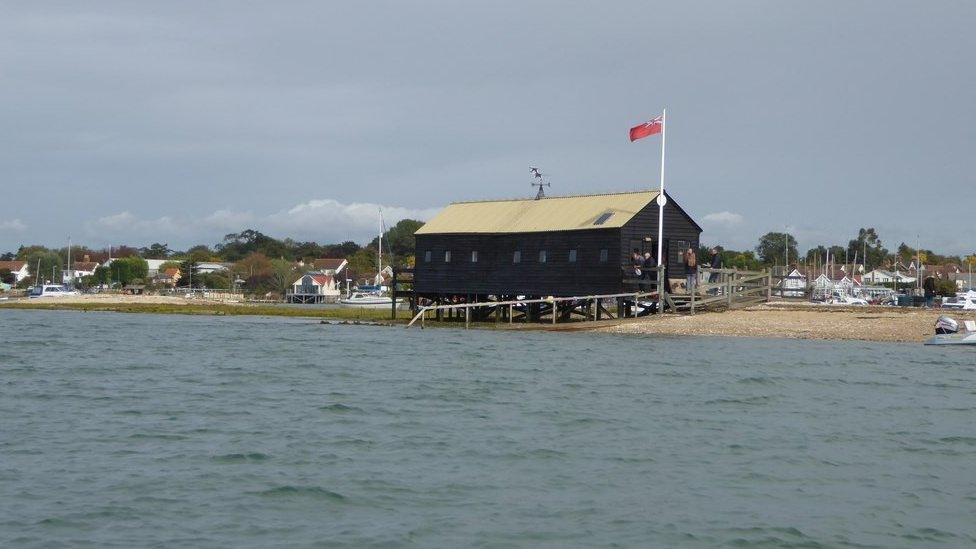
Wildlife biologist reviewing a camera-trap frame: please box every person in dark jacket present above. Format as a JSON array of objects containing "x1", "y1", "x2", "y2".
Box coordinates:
[
  {"x1": 708, "y1": 247, "x2": 722, "y2": 294},
  {"x1": 642, "y1": 251, "x2": 657, "y2": 291},
  {"x1": 923, "y1": 275, "x2": 937, "y2": 307}
]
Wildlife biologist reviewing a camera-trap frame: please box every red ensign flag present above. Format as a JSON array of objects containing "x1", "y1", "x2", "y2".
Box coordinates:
[{"x1": 629, "y1": 115, "x2": 663, "y2": 142}]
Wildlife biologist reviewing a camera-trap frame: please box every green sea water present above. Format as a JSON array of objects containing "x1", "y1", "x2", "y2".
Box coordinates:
[{"x1": 1, "y1": 309, "x2": 974, "y2": 547}]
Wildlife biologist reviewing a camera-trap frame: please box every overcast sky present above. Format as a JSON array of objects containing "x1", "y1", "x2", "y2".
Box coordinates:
[{"x1": 1, "y1": 1, "x2": 973, "y2": 255}]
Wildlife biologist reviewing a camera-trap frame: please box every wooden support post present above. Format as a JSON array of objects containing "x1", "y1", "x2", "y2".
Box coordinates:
[
  {"x1": 727, "y1": 274, "x2": 733, "y2": 307},
  {"x1": 596, "y1": 299, "x2": 603, "y2": 320},
  {"x1": 690, "y1": 286, "x2": 695, "y2": 315},
  {"x1": 465, "y1": 306, "x2": 470, "y2": 329},
  {"x1": 509, "y1": 303, "x2": 513, "y2": 324},
  {"x1": 657, "y1": 266, "x2": 665, "y2": 315},
  {"x1": 552, "y1": 301, "x2": 557, "y2": 325},
  {"x1": 766, "y1": 270, "x2": 773, "y2": 302}
]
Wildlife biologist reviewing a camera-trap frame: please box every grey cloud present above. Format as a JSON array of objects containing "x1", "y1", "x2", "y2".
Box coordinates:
[{"x1": 1, "y1": 2, "x2": 974, "y2": 255}]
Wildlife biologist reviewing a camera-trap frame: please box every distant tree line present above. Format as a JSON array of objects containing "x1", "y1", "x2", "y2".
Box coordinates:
[
  {"x1": 2, "y1": 219, "x2": 426, "y2": 295},
  {"x1": 702, "y1": 227, "x2": 976, "y2": 273}
]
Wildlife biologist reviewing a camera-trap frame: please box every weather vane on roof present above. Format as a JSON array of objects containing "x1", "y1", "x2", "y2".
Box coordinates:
[{"x1": 529, "y1": 166, "x2": 550, "y2": 200}]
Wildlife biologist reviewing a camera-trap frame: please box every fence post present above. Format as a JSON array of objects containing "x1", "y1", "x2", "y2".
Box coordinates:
[
  {"x1": 727, "y1": 272, "x2": 733, "y2": 307},
  {"x1": 766, "y1": 269, "x2": 773, "y2": 302},
  {"x1": 657, "y1": 265, "x2": 666, "y2": 315}
]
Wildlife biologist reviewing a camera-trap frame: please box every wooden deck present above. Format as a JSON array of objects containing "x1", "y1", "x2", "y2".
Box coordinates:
[{"x1": 403, "y1": 267, "x2": 776, "y2": 328}]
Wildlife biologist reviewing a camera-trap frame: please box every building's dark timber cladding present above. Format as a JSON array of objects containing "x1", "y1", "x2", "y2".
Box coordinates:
[{"x1": 413, "y1": 191, "x2": 701, "y2": 298}]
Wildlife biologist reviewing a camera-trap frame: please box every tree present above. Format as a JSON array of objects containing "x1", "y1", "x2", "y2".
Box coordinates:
[
  {"x1": 346, "y1": 248, "x2": 379, "y2": 280},
  {"x1": 755, "y1": 232, "x2": 798, "y2": 266},
  {"x1": 719, "y1": 249, "x2": 762, "y2": 270},
  {"x1": 269, "y1": 258, "x2": 299, "y2": 296},
  {"x1": 232, "y1": 252, "x2": 274, "y2": 292},
  {"x1": 20, "y1": 247, "x2": 63, "y2": 285},
  {"x1": 186, "y1": 245, "x2": 217, "y2": 261},
  {"x1": 965, "y1": 254, "x2": 976, "y2": 268},
  {"x1": 369, "y1": 219, "x2": 424, "y2": 263},
  {"x1": 92, "y1": 265, "x2": 112, "y2": 286},
  {"x1": 323, "y1": 241, "x2": 362, "y2": 258},
  {"x1": 110, "y1": 256, "x2": 149, "y2": 286},
  {"x1": 140, "y1": 243, "x2": 172, "y2": 259},
  {"x1": 935, "y1": 278, "x2": 957, "y2": 297},
  {"x1": 896, "y1": 242, "x2": 916, "y2": 264},
  {"x1": 846, "y1": 228, "x2": 888, "y2": 271},
  {"x1": 805, "y1": 245, "x2": 828, "y2": 263},
  {"x1": 0, "y1": 252, "x2": 14, "y2": 261},
  {"x1": 0, "y1": 268, "x2": 13, "y2": 285}
]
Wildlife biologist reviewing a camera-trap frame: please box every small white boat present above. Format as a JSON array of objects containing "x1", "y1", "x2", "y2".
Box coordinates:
[
  {"x1": 941, "y1": 290, "x2": 976, "y2": 310},
  {"x1": 925, "y1": 317, "x2": 976, "y2": 345},
  {"x1": 28, "y1": 285, "x2": 80, "y2": 298},
  {"x1": 337, "y1": 292, "x2": 402, "y2": 308}
]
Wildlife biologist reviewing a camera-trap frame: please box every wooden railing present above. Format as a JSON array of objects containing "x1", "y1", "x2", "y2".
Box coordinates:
[{"x1": 404, "y1": 266, "x2": 776, "y2": 328}]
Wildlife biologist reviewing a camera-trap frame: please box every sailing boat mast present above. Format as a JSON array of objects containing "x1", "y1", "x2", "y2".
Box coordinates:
[{"x1": 377, "y1": 208, "x2": 384, "y2": 286}]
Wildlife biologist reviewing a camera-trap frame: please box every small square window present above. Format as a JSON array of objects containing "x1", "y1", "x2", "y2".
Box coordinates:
[
  {"x1": 424, "y1": 250, "x2": 431, "y2": 263},
  {"x1": 569, "y1": 249, "x2": 577, "y2": 263},
  {"x1": 599, "y1": 249, "x2": 608, "y2": 262},
  {"x1": 539, "y1": 250, "x2": 547, "y2": 263},
  {"x1": 471, "y1": 250, "x2": 478, "y2": 263},
  {"x1": 513, "y1": 250, "x2": 521, "y2": 264},
  {"x1": 444, "y1": 250, "x2": 451, "y2": 263}
]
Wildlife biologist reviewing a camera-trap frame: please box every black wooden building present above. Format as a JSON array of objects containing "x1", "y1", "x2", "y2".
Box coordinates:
[{"x1": 413, "y1": 190, "x2": 701, "y2": 299}]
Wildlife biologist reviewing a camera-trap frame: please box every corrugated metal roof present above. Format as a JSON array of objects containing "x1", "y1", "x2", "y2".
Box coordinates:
[{"x1": 415, "y1": 190, "x2": 660, "y2": 234}]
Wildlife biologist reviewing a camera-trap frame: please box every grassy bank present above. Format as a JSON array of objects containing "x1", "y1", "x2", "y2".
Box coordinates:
[{"x1": 0, "y1": 300, "x2": 401, "y2": 322}]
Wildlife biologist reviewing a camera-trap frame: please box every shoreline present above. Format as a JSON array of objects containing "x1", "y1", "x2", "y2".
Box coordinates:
[{"x1": 3, "y1": 297, "x2": 974, "y2": 343}]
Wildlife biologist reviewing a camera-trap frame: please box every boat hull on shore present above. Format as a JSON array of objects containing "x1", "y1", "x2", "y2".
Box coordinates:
[{"x1": 924, "y1": 332, "x2": 976, "y2": 345}]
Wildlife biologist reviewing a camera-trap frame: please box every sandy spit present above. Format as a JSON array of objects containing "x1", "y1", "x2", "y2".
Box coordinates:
[{"x1": 596, "y1": 305, "x2": 976, "y2": 343}]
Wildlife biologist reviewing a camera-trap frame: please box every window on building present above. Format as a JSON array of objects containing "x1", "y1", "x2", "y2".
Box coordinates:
[
  {"x1": 599, "y1": 248, "x2": 608, "y2": 263},
  {"x1": 539, "y1": 250, "x2": 547, "y2": 263},
  {"x1": 424, "y1": 250, "x2": 431, "y2": 263},
  {"x1": 444, "y1": 250, "x2": 451, "y2": 263},
  {"x1": 471, "y1": 250, "x2": 478, "y2": 263},
  {"x1": 593, "y1": 212, "x2": 614, "y2": 225},
  {"x1": 569, "y1": 249, "x2": 578, "y2": 262},
  {"x1": 513, "y1": 250, "x2": 521, "y2": 264}
]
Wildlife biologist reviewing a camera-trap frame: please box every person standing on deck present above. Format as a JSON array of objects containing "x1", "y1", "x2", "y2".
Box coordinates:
[
  {"x1": 630, "y1": 248, "x2": 644, "y2": 290},
  {"x1": 642, "y1": 251, "x2": 656, "y2": 292},
  {"x1": 685, "y1": 247, "x2": 698, "y2": 294},
  {"x1": 708, "y1": 247, "x2": 722, "y2": 295}
]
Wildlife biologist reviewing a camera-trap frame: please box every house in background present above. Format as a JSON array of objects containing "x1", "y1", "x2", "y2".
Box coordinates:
[
  {"x1": 195, "y1": 262, "x2": 231, "y2": 275},
  {"x1": 0, "y1": 261, "x2": 31, "y2": 284},
  {"x1": 62, "y1": 255, "x2": 100, "y2": 284},
  {"x1": 287, "y1": 258, "x2": 348, "y2": 303},
  {"x1": 288, "y1": 273, "x2": 340, "y2": 303},
  {"x1": 155, "y1": 267, "x2": 182, "y2": 287},
  {"x1": 779, "y1": 267, "x2": 808, "y2": 297}
]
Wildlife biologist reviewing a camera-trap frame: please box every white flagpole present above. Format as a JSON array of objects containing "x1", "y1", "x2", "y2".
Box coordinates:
[{"x1": 656, "y1": 108, "x2": 667, "y2": 268}]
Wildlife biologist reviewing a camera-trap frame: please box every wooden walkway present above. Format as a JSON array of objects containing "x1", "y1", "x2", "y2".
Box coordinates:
[{"x1": 404, "y1": 267, "x2": 775, "y2": 328}]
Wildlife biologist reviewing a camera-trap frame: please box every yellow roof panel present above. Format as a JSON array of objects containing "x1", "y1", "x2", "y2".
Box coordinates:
[{"x1": 415, "y1": 190, "x2": 659, "y2": 234}]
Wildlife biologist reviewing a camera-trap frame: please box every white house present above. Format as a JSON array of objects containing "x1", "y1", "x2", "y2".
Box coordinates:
[
  {"x1": 288, "y1": 272, "x2": 342, "y2": 303},
  {"x1": 780, "y1": 268, "x2": 807, "y2": 297},
  {"x1": 62, "y1": 256, "x2": 100, "y2": 284},
  {"x1": 0, "y1": 261, "x2": 31, "y2": 283},
  {"x1": 863, "y1": 269, "x2": 915, "y2": 285},
  {"x1": 196, "y1": 262, "x2": 230, "y2": 274}
]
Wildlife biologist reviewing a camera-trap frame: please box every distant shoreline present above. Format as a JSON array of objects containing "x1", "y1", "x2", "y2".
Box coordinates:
[{"x1": 2, "y1": 297, "x2": 971, "y2": 343}]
